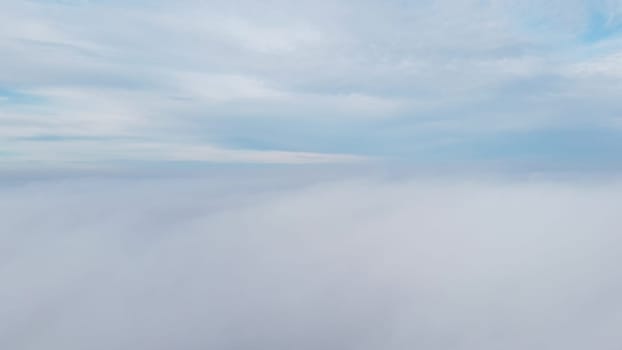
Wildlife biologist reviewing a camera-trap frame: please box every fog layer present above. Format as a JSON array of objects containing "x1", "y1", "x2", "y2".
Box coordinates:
[{"x1": 1, "y1": 173, "x2": 621, "y2": 349}]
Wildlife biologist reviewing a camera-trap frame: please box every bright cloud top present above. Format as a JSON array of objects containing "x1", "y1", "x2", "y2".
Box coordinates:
[
  {"x1": 2, "y1": 0, "x2": 622, "y2": 165},
  {"x1": 1, "y1": 172, "x2": 622, "y2": 349}
]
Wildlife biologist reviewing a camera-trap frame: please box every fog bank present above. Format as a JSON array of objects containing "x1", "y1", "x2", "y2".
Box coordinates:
[{"x1": 1, "y1": 173, "x2": 621, "y2": 349}]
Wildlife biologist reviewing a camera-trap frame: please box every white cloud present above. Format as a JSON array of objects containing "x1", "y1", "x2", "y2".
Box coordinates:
[
  {"x1": 215, "y1": 16, "x2": 324, "y2": 54},
  {"x1": 565, "y1": 51, "x2": 622, "y2": 77},
  {"x1": 171, "y1": 72, "x2": 289, "y2": 103},
  {"x1": 1, "y1": 171, "x2": 622, "y2": 349},
  {"x1": 3, "y1": 139, "x2": 366, "y2": 164}
]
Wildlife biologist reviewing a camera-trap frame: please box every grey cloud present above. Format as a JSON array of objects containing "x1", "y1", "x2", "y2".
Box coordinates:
[{"x1": 1, "y1": 170, "x2": 622, "y2": 349}]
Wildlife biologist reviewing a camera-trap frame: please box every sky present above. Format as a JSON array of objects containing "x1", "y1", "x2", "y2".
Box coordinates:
[
  {"x1": 3, "y1": 1, "x2": 622, "y2": 349},
  {"x1": 2, "y1": 0, "x2": 622, "y2": 168}
]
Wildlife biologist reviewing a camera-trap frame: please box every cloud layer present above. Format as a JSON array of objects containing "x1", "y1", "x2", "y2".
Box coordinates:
[{"x1": 2, "y1": 170, "x2": 622, "y2": 349}]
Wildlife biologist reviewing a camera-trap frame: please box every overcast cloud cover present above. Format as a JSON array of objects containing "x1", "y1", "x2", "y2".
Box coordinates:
[{"x1": 3, "y1": 0, "x2": 622, "y2": 349}]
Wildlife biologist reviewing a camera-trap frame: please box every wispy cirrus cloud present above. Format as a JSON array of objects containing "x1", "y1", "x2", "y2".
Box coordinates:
[{"x1": 2, "y1": 0, "x2": 622, "y2": 166}]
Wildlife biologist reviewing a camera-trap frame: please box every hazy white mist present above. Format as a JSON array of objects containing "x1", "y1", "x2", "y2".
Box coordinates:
[{"x1": 1, "y1": 170, "x2": 621, "y2": 349}]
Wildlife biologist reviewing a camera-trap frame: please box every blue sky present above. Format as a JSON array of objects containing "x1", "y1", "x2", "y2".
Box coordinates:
[{"x1": 2, "y1": 0, "x2": 622, "y2": 168}]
